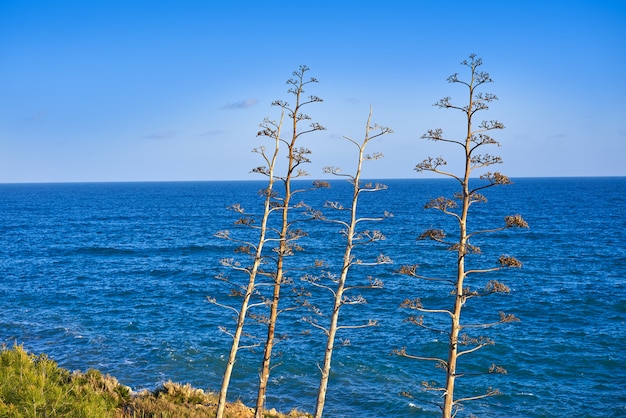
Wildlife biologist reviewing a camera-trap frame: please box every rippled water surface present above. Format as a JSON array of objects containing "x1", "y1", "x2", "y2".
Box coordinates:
[{"x1": 1, "y1": 178, "x2": 625, "y2": 417}]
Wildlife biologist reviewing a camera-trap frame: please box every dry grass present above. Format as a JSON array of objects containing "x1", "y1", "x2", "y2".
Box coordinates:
[
  {"x1": 119, "y1": 380, "x2": 310, "y2": 417},
  {"x1": 119, "y1": 382, "x2": 311, "y2": 417}
]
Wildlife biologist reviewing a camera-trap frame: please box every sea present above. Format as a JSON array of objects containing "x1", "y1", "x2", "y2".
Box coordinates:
[{"x1": 0, "y1": 177, "x2": 624, "y2": 417}]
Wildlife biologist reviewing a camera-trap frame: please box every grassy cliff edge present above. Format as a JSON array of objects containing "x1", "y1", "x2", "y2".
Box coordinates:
[{"x1": 0, "y1": 344, "x2": 310, "y2": 418}]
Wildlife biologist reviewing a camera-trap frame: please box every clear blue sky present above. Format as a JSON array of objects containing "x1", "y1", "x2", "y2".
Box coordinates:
[{"x1": 1, "y1": 0, "x2": 624, "y2": 182}]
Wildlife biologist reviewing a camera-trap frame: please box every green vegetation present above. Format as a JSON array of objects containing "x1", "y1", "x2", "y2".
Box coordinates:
[
  {"x1": 0, "y1": 344, "x2": 310, "y2": 418},
  {"x1": 0, "y1": 343, "x2": 126, "y2": 417}
]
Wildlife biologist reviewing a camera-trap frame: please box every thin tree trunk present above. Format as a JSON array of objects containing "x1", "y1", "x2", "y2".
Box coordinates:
[
  {"x1": 315, "y1": 219, "x2": 355, "y2": 417},
  {"x1": 255, "y1": 175, "x2": 292, "y2": 417},
  {"x1": 215, "y1": 124, "x2": 282, "y2": 418},
  {"x1": 442, "y1": 258, "x2": 464, "y2": 417},
  {"x1": 253, "y1": 65, "x2": 323, "y2": 416},
  {"x1": 443, "y1": 86, "x2": 474, "y2": 417},
  {"x1": 255, "y1": 264, "x2": 284, "y2": 416},
  {"x1": 216, "y1": 274, "x2": 258, "y2": 418},
  {"x1": 314, "y1": 293, "x2": 341, "y2": 418},
  {"x1": 315, "y1": 113, "x2": 375, "y2": 417}
]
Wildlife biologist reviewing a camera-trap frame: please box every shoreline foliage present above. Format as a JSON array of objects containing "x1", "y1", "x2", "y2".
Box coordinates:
[{"x1": 0, "y1": 344, "x2": 310, "y2": 418}]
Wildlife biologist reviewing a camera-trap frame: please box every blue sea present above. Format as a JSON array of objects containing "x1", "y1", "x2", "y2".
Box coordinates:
[{"x1": 1, "y1": 178, "x2": 625, "y2": 417}]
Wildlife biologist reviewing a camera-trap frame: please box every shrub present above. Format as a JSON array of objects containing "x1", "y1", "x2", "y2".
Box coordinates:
[
  {"x1": 0, "y1": 344, "x2": 308, "y2": 418},
  {"x1": 0, "y1": 343, "x2": 124, "y2": 417}
]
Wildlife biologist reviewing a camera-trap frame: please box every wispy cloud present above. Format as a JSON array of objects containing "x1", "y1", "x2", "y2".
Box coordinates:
[
  {"x1": 202, "y1": 130, "x2": 225, "y2": 137},
  {"x1": 222, "y1": 97, "x2": 259, "y2": 109},
  {"x1": 28, "y1": 110, "x2": 48, "y2": 122},
  {"x1": 143, "y1": 130, "x2": 177, "y2": 140}
]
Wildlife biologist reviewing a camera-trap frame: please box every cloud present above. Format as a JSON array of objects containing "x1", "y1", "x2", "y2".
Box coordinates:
[
  {"x1": 28, "y1": 110, "x2": 48, "y2": 122},
  {"x1": 143, "y1": 130, "x2": 177, "y2": 140},
  {"x1": 222, "y1": 97, "x2": 259, "y2": 109},
  {"x1": 202, "y1": 130, "x2": 225, "y2": 137}
]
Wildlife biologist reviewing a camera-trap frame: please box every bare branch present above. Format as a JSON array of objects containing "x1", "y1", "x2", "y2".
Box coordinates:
[
  {"x1": 337, "y1": 319, "x2": 378, "y2": 330},
  {"x1": 397, "y1": 264, "x2": 454, "y2": 284},
  {"x1": 457, "y1": 334, "x2": 495, "y2": 357},
  {"x1": 470, "y1": 153, "x2": 503, "y2": 169},
  {"x1": 302, "y1": 316, "x2": 329, "y2": 335},
  {"x1": 400, "y1": 298, "x2": 453, "y2": 317},
  {"x1": 455, "y1": 387, "x2": 501, "y2": 405},
  {"x1": 415, "y1": 157, "x2": 462, "y2": 182},
  {"x1": 207, "y1": 297, "x2": 241, "y2": 316},
  {"x1": 394, "y1": 347, "x2": 448, "y2": 367}
]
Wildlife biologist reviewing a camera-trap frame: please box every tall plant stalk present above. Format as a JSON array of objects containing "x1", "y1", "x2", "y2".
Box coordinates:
[
  {"x1": 212, "y1": 110, "x2": 284, "y2": 418},
  {"x1": 311, "y1": 108, "x2": 392, "y2": 418},
  {"x1": 254, "y1": 65, "x2": 325, "y2": 417},
  {"x1": 396, "y1": 55, "x2": 528, "y2": 417}
]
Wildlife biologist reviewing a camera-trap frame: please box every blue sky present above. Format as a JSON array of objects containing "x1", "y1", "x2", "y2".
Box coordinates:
[{"x1": 1, "y1": 1, "x2": 624, "y2": 182}]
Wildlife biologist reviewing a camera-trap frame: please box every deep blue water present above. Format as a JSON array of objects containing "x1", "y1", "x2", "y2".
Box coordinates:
[{"x1": 1, "y1": 178, "x2": 625, "y2": 417}]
